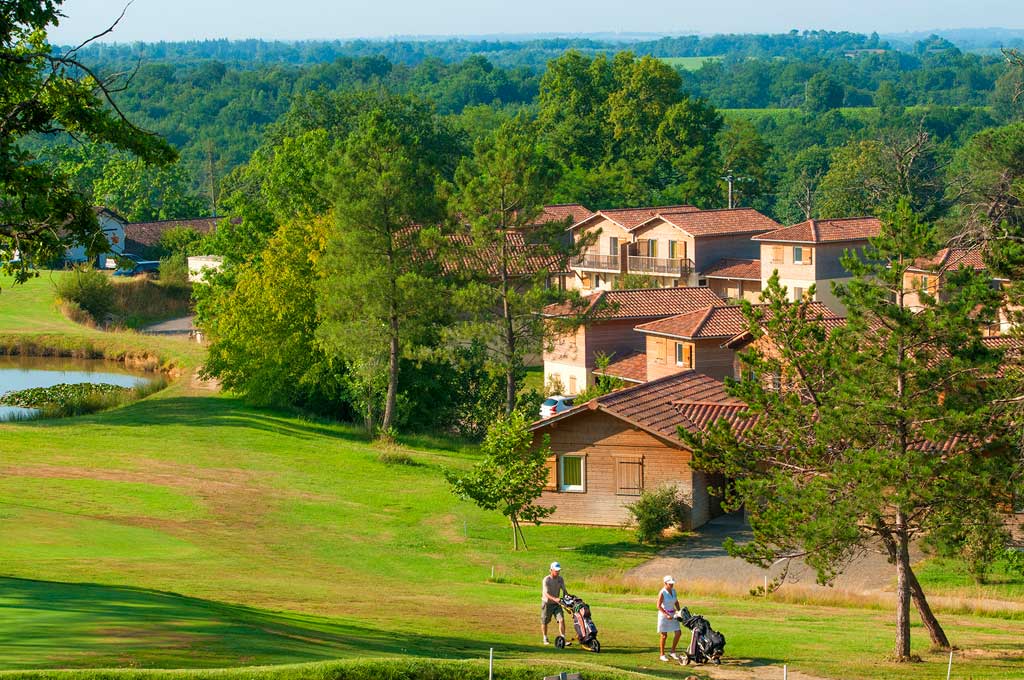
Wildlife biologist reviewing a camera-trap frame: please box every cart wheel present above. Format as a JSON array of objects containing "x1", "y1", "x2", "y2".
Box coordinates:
[
  {"x1": 681, "y1": 654, "x2": 690, "y2": 666},
  {"x1": 713, "y1": 658, "x2": 721, "y2": 665},
  {"x1": 590, "y1": 639, "x2": 601, "y2": 653},
  {"x1": 554, "y1": 636, "x2": 565, "y2": 649}
]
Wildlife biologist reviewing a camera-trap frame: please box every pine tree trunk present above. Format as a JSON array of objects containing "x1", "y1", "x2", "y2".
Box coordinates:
[
  {"x1": 893, "y1": 519, "x2": 912, "y2": 660},
  {"x1": 908, "y1": 564, "x2": 950, "y2": 649},
  {"x1": 382, "y1": 316, "x2": 399, "y2": 433}
]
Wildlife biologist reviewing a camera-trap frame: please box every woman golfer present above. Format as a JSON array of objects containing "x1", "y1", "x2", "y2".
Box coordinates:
[{"x1": 657, "y1": 575, "x2": 681, "y2": 661}]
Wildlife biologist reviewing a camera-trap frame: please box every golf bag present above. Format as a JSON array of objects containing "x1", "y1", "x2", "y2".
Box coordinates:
[
  {"x1": 677, "y1": 607, "x2": 725, "y2": 665},
  {"x1": 554, "y1": 594, "x2": 600, "y2": 653}
]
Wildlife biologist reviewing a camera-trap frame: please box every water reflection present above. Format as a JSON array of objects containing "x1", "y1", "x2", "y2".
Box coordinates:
[{"x1": 0, "y1": 356, "x2": 152, "y2": 419}]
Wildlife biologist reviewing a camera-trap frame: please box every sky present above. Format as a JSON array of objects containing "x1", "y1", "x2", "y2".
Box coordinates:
[{"x1": 49, "y1": 0, "x2": 1024, "y2": 44}]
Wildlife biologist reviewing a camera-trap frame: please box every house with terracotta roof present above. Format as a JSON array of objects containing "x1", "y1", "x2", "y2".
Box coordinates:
[
  {"x1": 65, "y1": 208, "x2": 127, "y2": 267},
  {"x1": 124, "y1": 216, "x2": 227, "y2": 256},
  {"x1": 702, "y1": 258, "x2": 762, "y2": 302},
  {"x1": 753, "y1": 217, "x2": 881, "y2": 313},
  {"x1": 530, "y1": 370, "x2": 752, "y2": 528},
  {"x1": 566, "y1": 206, "x2": 780, "y2": 292},
  {"x1": 541, "y1": 287, "x2": 722, "y2": 394}
]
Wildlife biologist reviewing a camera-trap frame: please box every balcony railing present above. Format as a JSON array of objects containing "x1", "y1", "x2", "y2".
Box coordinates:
[
  {"x1": 573, "y1": 253, "x2": 621, "y2": 272},
  {"x1": 627, "y1": 256, "x2": 695, "y2": 277}
]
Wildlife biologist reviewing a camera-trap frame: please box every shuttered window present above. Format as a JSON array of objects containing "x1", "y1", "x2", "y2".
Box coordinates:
[
  {"x1": 608, "y1": 236, "x2": 618, "y2": 256},
  {"x1": 560, "y1": 455, "x2": 586, "y2": 492},
  {"x1": 676, "y1": 342, "x2": 693, "y2": 368},
  {"x1": 544, "y1": 456, "x2": 558, "y2": 491},
  {"x1": 648, "y1": 240, "x2": 658, "y2": 258},
  {"x1": 772, "y1": 245, "x2": 784, "y2": 264},
  {"x1": 668, "y1": 240, "x2": 678, "y2": 259},
  {"x1": 616, "y1": 457, "x2": 644, "y2": 496}
]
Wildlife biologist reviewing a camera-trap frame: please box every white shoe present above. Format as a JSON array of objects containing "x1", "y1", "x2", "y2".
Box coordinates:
[
  {"x1": 543, "y1": 637, "x2": 550, "y2": 645},
  {"x1": 669, "y1": 652, "x2": 679, "y2": 660},
  {"x1": 660, "y1": 655, "x2": 669, "y2": 662}
]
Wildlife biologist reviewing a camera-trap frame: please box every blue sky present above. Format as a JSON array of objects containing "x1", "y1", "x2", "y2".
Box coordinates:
[{"x1": 51, "y1": 0, "x2": 1024, "y2": 43}]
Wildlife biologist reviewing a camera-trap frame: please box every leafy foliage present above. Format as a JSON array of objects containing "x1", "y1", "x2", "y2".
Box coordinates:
[
  {"x1": 446, "y1": 410, "x2": 555, "y2": 550},
  {"x1": 53, "y1": 266, "x2": 115, "y2": 323},
  {"x1": 625, "y1": 486, "x2": 688, "y2": 543}
]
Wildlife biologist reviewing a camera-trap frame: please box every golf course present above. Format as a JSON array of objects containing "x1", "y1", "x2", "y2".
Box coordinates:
[{"x1": 1, "y1": 273, "x2": 1022, "y2": 680}]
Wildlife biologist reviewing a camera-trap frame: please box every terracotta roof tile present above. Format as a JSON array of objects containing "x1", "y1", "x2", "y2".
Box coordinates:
[
  {"x1": 574, "y1": 205, "x2": 698, "y2": 230},
  {"x1": 754, "y1": 217, "x2": 881, "y2": 244},
  {"x1": 643, "y1": 208, "x2": 781, "y2": 238},
  {"x1": 638, "y1": 302, "x2": 837, "y2": 340},
  {"x1": 702, "y1": 258, "x2": 762, "y2": 281},
  {"x1": 909, "y1": 247, "x2": 987, "y2": 273},
  {"x1": 540, "y1": 204, "x2": 594, "y2": 225},
  {"x1": 542, "y1": 286, "x2": 722, "y2": 319},
  {"x1": 592, "y1": 352, "x2": 647, "y2": 383},
  {"x1": 441, "y1": 230, "x2": 570, "y2": 277}
]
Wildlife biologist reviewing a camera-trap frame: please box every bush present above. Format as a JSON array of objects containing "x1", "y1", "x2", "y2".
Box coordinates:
[
  {"x1": 54, "y1": 266, "x2": 115, "y2": 323},
  {"x1": 159, "y1": 252, "x2": 190, "y2": 288},
  {"x1": 0, "y1": 378, "x2": 167, "y2": 418},
  {"x1": 626, "y1": 485, "x2": 687, "y2": 543}
]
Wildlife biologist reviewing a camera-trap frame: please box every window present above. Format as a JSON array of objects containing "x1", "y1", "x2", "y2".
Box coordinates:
[
  {"x1": 668, "y1": 240, "x2": 678, "y2": 259},
  {"x1": 608, "y1": 236, "x2": 618, "y2": 256},
  {"x1": 647, "y1": 240, "x2": 658, "y2": 258},
  {"x1": 793, "y1": 286, "x2": 805, "y2": 301},
  {"x1": 772, "y1": 245, "x2": 784, "y2": 264},
  {"x1": 698, "y1": 278, "x2": 708, "y2": 287},
  {"x1": 615, "y1": 458, "x2": 644, "y2": 496},
  {"x1": 568, "y1": 375, "x2": 577, "y2": 394},
  {"x1": 672, "y1": 279, "x2": 680, "y2": 287},
  {"x1": 675, "y1": 342, "x2": 693, "y2": 368},
  {"x1": 560, "y1": 455, "x2": 586, "y2": 492},
  {"x1": 793, "y1": 246, "x2": 804, "y2": 264}
]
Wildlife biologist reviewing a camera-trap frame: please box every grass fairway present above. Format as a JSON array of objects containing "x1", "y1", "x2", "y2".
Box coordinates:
[
  {"x1": 0, "y1": 274, "x2": 1022, "y2": 679},
  {"x1": 659, "y1": 56, "x2": 722, "y2": 70}
]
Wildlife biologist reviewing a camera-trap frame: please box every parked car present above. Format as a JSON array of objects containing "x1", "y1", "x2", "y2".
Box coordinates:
[
  {"x1": 114, "y1": 260, "x2": 160, "y2": 277},
  {"x1": 540, "y1": 395, "x2": 575, "y2": 419}
]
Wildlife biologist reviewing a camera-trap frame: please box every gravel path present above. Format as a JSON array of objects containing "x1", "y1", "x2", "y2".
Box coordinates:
[
  {"x1": 141, "y1": 315, "x2": 196, "y2": 335},
  {"x1": 628, "y1": 513, "x2": 919, "y2": 596}
]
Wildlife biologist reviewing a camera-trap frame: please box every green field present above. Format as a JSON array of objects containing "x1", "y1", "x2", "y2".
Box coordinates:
[
  {"x1": 0, "y1": 274, "x2": 1022, "y2": 679},
  {"x1": 659, "y1": 56, "x2": 722, "y2": 71}
]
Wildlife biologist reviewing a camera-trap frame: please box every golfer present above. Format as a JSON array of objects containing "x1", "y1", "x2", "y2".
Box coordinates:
[
  {"x1": 657, "y1": 575, "x2": 682, "y2": 661},
  {"x1": 541, "y1": 561, "x2": 567, "y2": 645}
]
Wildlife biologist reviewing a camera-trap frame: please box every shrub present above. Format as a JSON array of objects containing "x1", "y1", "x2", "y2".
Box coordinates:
[
  {"x1": 54, "y1": 266, "x2": 115, "y2": 323},
  {"x1": 0, "y1": 377, "x2": 166, "y2": 418},
  {"x1": 626, "y1": 485, "x2": 687, "y2": 543},
  {"x1": 377, "y1": 450, "x2": 418, "y2": 466},
  {"x1": 159, "y1": 252, "x2": 190, "y2": 288}
]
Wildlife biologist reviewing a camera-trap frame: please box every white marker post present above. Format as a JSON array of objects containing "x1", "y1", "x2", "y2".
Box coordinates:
[
  {"x1": 489, "y1": 647, "x2": 494, "y2": 680},
  {"x1": 946, "y1": 650, "x2": 953, "y2": 680},
  {"x1": 783, "y1": 663, "x2": 788, "y2": 680},
  {"x1": 764, "y1": 575, "x2": 768, "y2": 596}
]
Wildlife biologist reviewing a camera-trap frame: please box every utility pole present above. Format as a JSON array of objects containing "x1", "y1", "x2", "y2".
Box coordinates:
[
  {"x1": 721, "y1": 175, "x2": 749, "y2": 209},
  {"x1": 204, "y1": 140, "x2": 219, "y2": 217}
]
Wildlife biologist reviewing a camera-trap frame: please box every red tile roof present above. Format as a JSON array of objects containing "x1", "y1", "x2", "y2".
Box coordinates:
[
  {"x1": 124, "y1": 216, "x2": 228, "y2": 249},
  {"x1": 592, "y1": 352, "x2": 647, "y2": 383},
  {"x1": 702, "y1": 258, "x2": 762, "y2": 281},
  {"x1": 642, "y1": 208, "x2": 781, "y2": 238},
  {"x1": 542, "y1": 286, "x2": 723, "y2": 320},
  {"x1": 908, "y1": 247, "x2": 987, "y2": 274},
  {"x1": 754, "y1": 217, "x2": 881, "y2": 244},
  {"x1": 638, "y1": 302, "x2": 837, "y2": 340},
  {"x1": 573, "y1": 205, "x2": 698, "y2": 230},
  {"x1": 540, "y1": 204, "x2": 594, "y2": 225},
  {"x1": 441, "y1": 230, "x2": 571, "y2": 277}
]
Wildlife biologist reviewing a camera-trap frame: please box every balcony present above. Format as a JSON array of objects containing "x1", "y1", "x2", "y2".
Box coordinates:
[
  {"x1": 573, "y1": 253, "x2": 621, "y2": 272},
  {"x1": 627, "y1": 256, "x2": 695, "y2": 277}
]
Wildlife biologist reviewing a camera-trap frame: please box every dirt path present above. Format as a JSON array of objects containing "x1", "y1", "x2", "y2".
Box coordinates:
[
  {"x1": 142, "y1": 315, "x2": 196, "y2": 335},
  {"x1": 628, "y1": 513, "x2": 914, "y2": 596}
]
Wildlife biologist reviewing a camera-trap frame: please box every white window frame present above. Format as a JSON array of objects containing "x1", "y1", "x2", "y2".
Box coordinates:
[
  {"x1": 793, "y1": 246, "x2": 804, "y2": 264},
  {"x1": 559, "y1": 454, "x2": 586, "y2": 492}
]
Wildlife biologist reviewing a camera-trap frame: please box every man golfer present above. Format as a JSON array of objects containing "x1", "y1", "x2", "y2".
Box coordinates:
[{"x1": 541, "y1": 561, "x2": 567, "y2": 645}]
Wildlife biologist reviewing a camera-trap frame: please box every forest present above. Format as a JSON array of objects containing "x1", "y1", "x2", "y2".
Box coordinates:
[{"x1": 41, "y1": 30, "x2": 1024, "y2": 226}]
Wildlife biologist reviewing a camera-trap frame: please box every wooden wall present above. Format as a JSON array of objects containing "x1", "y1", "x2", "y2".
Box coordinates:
[{"x1": 533, "y1": 409, "x2": 710, "y2": 528}]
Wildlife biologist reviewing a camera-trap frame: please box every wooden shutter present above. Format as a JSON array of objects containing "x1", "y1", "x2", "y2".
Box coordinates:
[
  {"x1": 683, "y1": 343, "x2": 693, "y2": 368},
  {"x1": 616, "y1": 458, "x2": 644, "y2": 496},
  {"x1": 654, "y1": 337, "x2": 667, "y2": 363},
  {"x1": 772, "y1": 246, "x2": 783, "y2": 264},
  {"x1": 668, "y1": 240, "x2": 677, "y2": 259},
  {"x1": 805, "y1": 247, "x2": 813, "y2": 264},
  {"x1": 544, "y1": 456, "x2": 558, "y2": 491},
  {"x1": 649, "y1": 240, "x2": 658, "y2": 258}
]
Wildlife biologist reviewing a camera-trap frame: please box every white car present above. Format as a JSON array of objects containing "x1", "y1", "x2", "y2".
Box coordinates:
[{"x1": 540, "y1": 395, "x2": 575, "y2": 419}]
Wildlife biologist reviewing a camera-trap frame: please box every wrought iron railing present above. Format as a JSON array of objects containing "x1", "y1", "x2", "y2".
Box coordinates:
[
  {"x1": 573, "y1": 253, "x2": 621, "y2": 271},
  {"x1": 627, "y1": 256, "x2": 695, "y2": 276}
]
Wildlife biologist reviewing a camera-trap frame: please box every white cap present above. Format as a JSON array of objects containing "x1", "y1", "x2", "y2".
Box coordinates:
[
  {"x1": 663, "y1": 575, "x2": 676, "y2": 585},
  {"x1": 550, "y1": 561, "x2": 562, "y2": 571}
]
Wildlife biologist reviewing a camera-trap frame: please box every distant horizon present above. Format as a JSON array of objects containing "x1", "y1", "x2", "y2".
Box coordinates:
[{"x1": 49, "y1": 0, "x2": 1024, "y2": 45}]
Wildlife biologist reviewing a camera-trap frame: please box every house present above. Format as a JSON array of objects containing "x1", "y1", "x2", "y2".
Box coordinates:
[
  {"x1": 702, "y1": 258, "x2": 762, "y2": 302},
  {"x1": 64, "y1": 208, "x2": 127, "y2": 268},
  {"x1": 567, "y1": 206, "x2": 780, "y2": 292},
  {"x1": 753, "y1": 217, "x2": 881, "y2": 313},
  {"x1": 542, "y1": 286, "x2": 722, "y2": 393},
  {"x1": 529, "y1": 370, "x2": 753, "y2": 529},
  {"x1": 903, "y1": 246, "x2": 1014, "y2": 334},
  {"x1": 124, "y1": 216, "x2": 225, "y2": 257},
  {"x1": 187, "y1": 255, "x2": 224, "y2": 283}
]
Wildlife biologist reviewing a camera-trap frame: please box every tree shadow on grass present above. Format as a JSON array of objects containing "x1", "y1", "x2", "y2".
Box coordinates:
[{"x1": 0, "y1": 577, "x2": 548, "y2": 670}]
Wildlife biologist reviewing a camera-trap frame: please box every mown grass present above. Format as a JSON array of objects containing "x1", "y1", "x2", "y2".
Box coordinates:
[{"x1": 0, "y1": 272, "x2": 1021, "y2": 679}]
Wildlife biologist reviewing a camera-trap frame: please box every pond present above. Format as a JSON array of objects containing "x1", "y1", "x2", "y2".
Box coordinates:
[{"x1": 0, "y1": 356, "x2": 154, "y2": 419}]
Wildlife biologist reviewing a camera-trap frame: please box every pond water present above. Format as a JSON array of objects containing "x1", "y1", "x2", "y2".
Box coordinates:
[{"x1": 0, "y1": 356, "x2": 154, "y2": 419}]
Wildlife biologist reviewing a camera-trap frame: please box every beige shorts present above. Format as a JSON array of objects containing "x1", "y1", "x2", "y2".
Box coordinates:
[{"x1": 541, "y1": 601, "x2": 564, "y2": 624}]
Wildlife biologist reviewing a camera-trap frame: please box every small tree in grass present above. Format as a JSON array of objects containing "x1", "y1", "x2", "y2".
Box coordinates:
[{"x1": 446, "y1": 410, "x2": 554, "y2": 550}]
